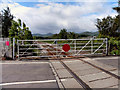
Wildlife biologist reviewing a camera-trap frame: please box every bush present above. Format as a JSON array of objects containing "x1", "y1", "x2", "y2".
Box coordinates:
[{"x1": 109, "y1": 37, "x2": 120, "y2": 55}]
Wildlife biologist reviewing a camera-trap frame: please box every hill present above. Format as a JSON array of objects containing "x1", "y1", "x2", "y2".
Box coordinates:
[
  {"x1": 32, "y1": 33, "x2": 53, "y2": 37},
  {"x1": 79, "y1": 31, "x2": 99, "y2": 36},
  {"x1": 32, "y1": 31, "x2": 99, "y2": 38}
]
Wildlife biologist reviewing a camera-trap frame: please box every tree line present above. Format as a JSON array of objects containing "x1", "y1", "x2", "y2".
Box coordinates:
[
  {"x1": 48, "y1": 29, "x2": 79, "y2": 39},
  {"x1": 33, "y1": 29, "x2": 98, "y2": 39}
]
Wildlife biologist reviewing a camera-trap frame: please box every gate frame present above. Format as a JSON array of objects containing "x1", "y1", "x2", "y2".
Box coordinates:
[{"x1": 17, "y1": 38, "x2": 108, "y2": 60}]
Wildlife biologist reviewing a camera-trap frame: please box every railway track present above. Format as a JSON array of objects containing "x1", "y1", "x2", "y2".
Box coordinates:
[
  {"x1": 20, "y1": 42, "x2": 118, "y2": 88},
  {"x1": 38, "y1": 43, "x2": 119, "y2": 88},
  {"x1": 39, "y1": 42, "x2": 92, "y2": 89},
  {"x1": 59, "y1": 60, "x2": 92, "y2": 89},
  {"x1": 50, "y1": 59, "x2": 118, "y2": 89},
  {"x1": 37, "y1": 41, "x2": 73, "y2": 59},
  {"x1": 77, "y1": 58, "x2": 120, "y2": 80}
]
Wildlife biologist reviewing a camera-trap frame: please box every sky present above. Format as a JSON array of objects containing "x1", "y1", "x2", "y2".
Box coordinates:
[{"x1": 0, "y1": 0, "x2": 118, "y2": 34}]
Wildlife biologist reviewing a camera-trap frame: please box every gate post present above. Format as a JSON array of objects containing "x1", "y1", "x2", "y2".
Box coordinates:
[
  {"x1": 17, "y1": 40, "x2": 20, "y2": 60},
  {"x1": 91, "y1": 38, "x2": 93, "y2": 54},
  {"x1": 55, "y1": 40, "x2": 57, "y2": 58},
  {"x1": 106, "y1": 38, "x2": 108, "y2": 56},
  {"x1": 74, "y1": 40, "x2": 76, "y2": 55},
  {"x1": 13, "y1": 38, "x2": 15, "y2": 60}
]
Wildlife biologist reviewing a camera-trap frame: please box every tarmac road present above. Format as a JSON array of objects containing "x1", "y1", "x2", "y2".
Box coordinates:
[
  {"x1": 1, "y1": 61, "x2": 59, "y2": 89},
  {"x1": 0, "y1": 56, "x2": 119, "y2": 89},
  {"x1": 89, "y1": 56, "x2": 119, "y2": 69}
]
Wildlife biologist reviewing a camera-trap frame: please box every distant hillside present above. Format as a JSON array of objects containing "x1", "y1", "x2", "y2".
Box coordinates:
[
  {"x1": 32, "y1": 31, "x2": 99, "y2": 38},
  {"x1": 32, "y1": 33, "x2": 53, "y2": 37},
  {"x1": 79, "y1": 31, "x2": 99, "y2": 36}
]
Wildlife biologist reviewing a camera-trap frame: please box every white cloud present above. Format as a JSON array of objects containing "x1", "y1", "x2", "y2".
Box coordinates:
[
  {"x1": 38, "y1": 0, "x2": 118, "y2": 2},
  {"x1": 0, "y1": 2, "x2": 118, "y2": 34},
  {"x1": 6, "y1": 0, "x2": 116, "y2": 2}
]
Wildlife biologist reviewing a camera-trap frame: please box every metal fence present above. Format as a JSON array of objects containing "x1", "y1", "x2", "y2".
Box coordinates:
[{"x1": 17, "y1": 38, "x2": 108, "y2": 60}]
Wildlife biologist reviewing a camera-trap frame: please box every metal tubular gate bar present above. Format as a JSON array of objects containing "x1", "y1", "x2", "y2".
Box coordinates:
[
  {"x1": 93, "y1": 39, "x2": 105, "y2": 54},
  {"x1": 76, "y1": 39, "x2": 92, "y2": 55}
]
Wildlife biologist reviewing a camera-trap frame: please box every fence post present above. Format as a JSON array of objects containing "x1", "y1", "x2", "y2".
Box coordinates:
[
  {"x1": 13, "y1": 38, "x2": 15, "y2": 60},
  {"x1": 106, "y1": 38, "x2": 108, "y2": 56},
  {"x1": 91, "y1": 38, "x2": 93, "y2": 54},
  {"x1": 17, "y1": 40, "x2": 20, "y2": 60},
  {"x1": 74, "y1": 40, "x2": 76, "y2": 55},
  {"x1": 56, "y1": 40, "x2": 57, "y2": 58}
]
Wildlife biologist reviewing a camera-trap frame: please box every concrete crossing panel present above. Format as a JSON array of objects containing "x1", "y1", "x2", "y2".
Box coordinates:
[
  {"x1": 61, "y1": 78, "x2": 83, "y2": 88},
  {"x1": 75, "y1": 68, "x2": 101, "y2": 76},
  {"x1": 88, "y1": 77, "x2": 118, "y2": 88},
  {"x1": 79, "y1": 72, "x2": 112, "y2": 82}
]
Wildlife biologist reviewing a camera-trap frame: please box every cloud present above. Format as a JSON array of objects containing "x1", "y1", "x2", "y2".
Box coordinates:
[
  {"x1": 38, "y1": 0, "x2": 118, "y2": 2},
  {"x1": 1, "y1": 0, "x2": 116, "y2": 3},
  {"x1": 0, "y1": 2, "x2": 118, "y2": 34}
]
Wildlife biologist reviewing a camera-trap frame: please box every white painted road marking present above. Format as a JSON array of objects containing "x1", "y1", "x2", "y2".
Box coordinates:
[
  {"x1": 0, "y1": 62, "x2": 49, "y2": 64},
  {"x1": 0, "y1": 79, "x2": 66, "y2": 86},
  {"x1": 1, "y1": 80, "x2": 56, "y2": 86}
]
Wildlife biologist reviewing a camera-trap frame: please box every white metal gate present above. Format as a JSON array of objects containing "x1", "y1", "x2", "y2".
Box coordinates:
[{"x1": 17, "y1": 38, "x2": 108, "y2": 60}]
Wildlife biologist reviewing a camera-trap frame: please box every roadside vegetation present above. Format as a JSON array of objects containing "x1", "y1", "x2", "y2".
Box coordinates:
[
  {"x1": 96, "y1": 15, "x2": 120, "y2": 55},
  {"x1": 1, "y1": 7, "x2": 33, "y2": 41}
]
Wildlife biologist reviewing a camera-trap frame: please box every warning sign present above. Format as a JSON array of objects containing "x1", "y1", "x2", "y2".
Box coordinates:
[
  {"x1": 6, "y1": 41, "x2": 9, "y2": 46},
  {"x1": 62, "y1": 44, "x2": 70, "y2": 52}
]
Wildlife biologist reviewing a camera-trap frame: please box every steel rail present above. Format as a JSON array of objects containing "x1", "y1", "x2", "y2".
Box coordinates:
[
  {"x1": 59, "y1": 60, "x2": 92, "y2": 90},
  {"x1": 76, "y1": 58, "x2": 120, "y2": 80}
]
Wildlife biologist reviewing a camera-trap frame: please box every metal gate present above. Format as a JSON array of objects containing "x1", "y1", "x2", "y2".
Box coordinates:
[{"x1": 17, "y1": 38, "x2": 108, "y2": 60}]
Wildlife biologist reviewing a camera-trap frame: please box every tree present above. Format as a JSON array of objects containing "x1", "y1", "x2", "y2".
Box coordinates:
[
  {"x1": 51, "y1": 29, "x2": 79, "y2": 39},
  {"x1": 2, "y1": 7, "x2": 14, "y2": 37},
  {"x1": 59, "y1": 29, "x2": 68, "y2": 39},
  {"x1": 96, "y1": 15, "x2": 120, "y2": 55},
  {"x1": 68, "y1": 32, "x2": 78, "y2": 39},
  {"x1": 96, "y1": 15, "x2": 120, "y2": 38},
  {"x1": 9, "y1": 19, "x2": 33, "y2": 41},
  {"x1": 51, "y1": 34, "x2": 59, "y2": 39},
  {"x1": 24, "y1": 29, "x2": 33, "y2": 40}
]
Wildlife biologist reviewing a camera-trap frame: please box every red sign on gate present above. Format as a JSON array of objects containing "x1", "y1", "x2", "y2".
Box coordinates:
[
  {"x1": 62, "y1": 44, "x2": 70, "y2": 52},
  {"x1": 6, "y1": 41, "x2": 9, "y2": 46}
]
